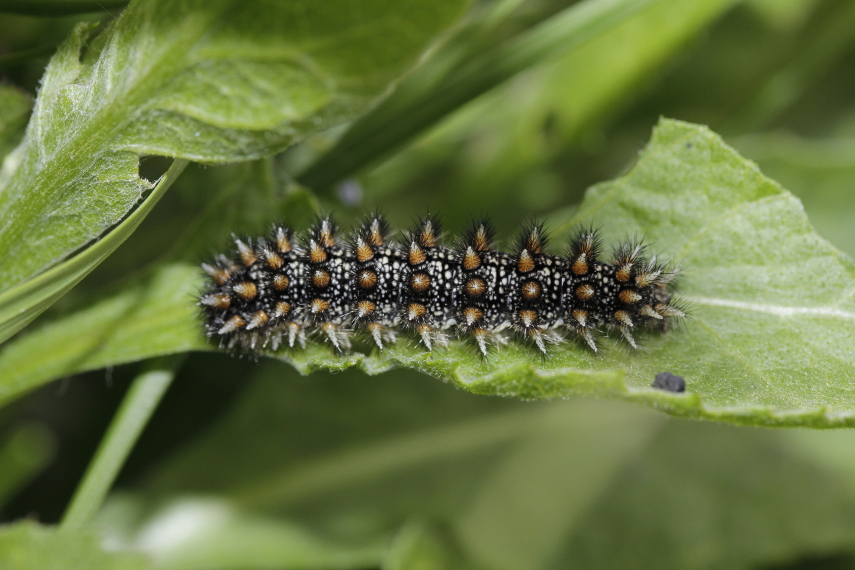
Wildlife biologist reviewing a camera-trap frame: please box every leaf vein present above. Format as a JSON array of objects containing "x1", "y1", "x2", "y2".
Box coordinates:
[{"x1": 689, "y1": 296, "x2": 855, "y2": 320}]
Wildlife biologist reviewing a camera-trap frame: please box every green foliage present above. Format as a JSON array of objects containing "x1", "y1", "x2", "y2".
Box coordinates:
[
  {"x1": 734, "y1": 131, "x2": 855, "y2": 258},
  {"x1": 2, "y1": 0, "x2": 855, "y2": 567},
  {"x1": 0, "y1": 424, "x2": 55, "y2": 509},
  {"x1": 3, "y1": 119, "x2": 854, "y2": 427},
  {"x1": 0, "y1": 521, "x2": 146, "y2": 569},
  {"x1": 96, "y1": 365, "x2": 855, "y2": 569},
  {"x1": 0, "y1": 0, "x2": 467, "y2": 303},
  {"x1": 0, "y1": 159, "x2": 187, "y2": 344},
  {"x1": 325, "y1": 0, "x2": 737, "y2": 202}
]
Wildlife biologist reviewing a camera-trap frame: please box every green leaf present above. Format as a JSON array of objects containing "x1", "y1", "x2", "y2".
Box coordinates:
[
  {"x1": 0, "y1": 155, "x2": 318, "y2": 404},
  {"x1": 0, "y1": 262, "x2": 204, "y2": 406},
  {"x1": 0, "y1": 156, "x2": 321, "y2": 405},
  {"x1": 3, "y1": 119, "x2": 854, "y2": 427},
  {"x1": 95, "y1": 497, "x2": 386, "y2": 570},
  {"x1": 0, "y1": 158, "x2": 188, "y2": 345},
  {"x1": 454, "y1": 404, "x2": 662, "y2": 570},
  {"x1": 362, "y1": 0, "x2": 737, "y2": 224},
  {"x1": 0, "y1": 521, "x2": 148, "y2": 570},
  {"x1": 93, "y1": 365, "x2": 519, "y2": 567},
  {"x1": 0, "y1": 0, "x2": 469, "y2": 294},
  {"x1": 114, "y1": 366, "x2": 855, "y2": 569},
  {"x1": 734, "y1": 132, "x2": 855, "y2": 257},
  {"x1": 136, "y1": 363, "x2": 537, "y2": 506},
  {"x1": 296, "y1": 0, "x2": 668, "y2": 189},
  {"x1": 546, "y1": 422, "x2": 855, "y2": 569}
]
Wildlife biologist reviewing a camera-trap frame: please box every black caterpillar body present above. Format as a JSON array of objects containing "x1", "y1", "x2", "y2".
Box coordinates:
[{"x1": 199, "y1": 214, "x2": 684, "y2": 355}]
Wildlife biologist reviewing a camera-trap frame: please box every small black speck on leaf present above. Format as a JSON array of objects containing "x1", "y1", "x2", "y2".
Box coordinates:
[{"x1": 653, "y1": 371, "x2": 685, "y2": 393}]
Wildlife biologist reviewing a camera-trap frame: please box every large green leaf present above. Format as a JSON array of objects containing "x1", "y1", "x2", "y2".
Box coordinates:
[
  {"x1": 0, "y1": 158, "x2": 321, "y2": 405},
  {"x1": 545, "y1": 421, "x2": 855, "y2": 569},
  {"x1": 0, "y1": 159, "x2": 187, "y2": 344},
  {"x1": 735, "y1": 131, "x2": 855, "y2": 257},
  {"x1": 3, "y1": 119, "x2": 854, "y2": 427},
  {"x1": 0, "y1": 0, "x2": 468, "y2": 294},
  {"x1": 0, "y1": 262, "x2": 204, "y2": 406},
  {"x1": 104, "y1": 365, "x2": 855, "y2": 569},
  {"x1": 0, "y1": 521, "x2": 148, "y2": 570}
]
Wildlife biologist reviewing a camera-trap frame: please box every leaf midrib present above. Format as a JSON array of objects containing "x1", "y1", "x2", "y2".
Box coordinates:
[{"x1": 689, "y1": 296, "x2": 855, "y2": 320}]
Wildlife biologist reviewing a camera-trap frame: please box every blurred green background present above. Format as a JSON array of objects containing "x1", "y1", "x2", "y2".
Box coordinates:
[{"x1": 2, "y1": 0, "x2": 855, "y2": 568}]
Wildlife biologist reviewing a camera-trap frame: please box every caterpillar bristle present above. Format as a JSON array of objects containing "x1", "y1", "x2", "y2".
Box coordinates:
[
  {"x1": 515, "y1": 221, "x2": 548, "y2": 256},
  {"x1": 271, "y1": 225, "x2": 294, "y2": 255},
  {"x1": 462, "y1": 217, "x2": 495, "y2": 252},
  {"x1": 199, "y1": 214, "x2": 685, "y2": 356},
  {"x1": 410, "y1": 214, "x2": 441, "y2": 249},
  {"x1": 233, "y1": 237, "x2": 258, "y2": 267}
]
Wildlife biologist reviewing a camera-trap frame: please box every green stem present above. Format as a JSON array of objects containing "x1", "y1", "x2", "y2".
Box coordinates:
[
  {"x1": 60, "y1": 355, "x2": 182, "y2": 531},
  {"x1": 296, "y1": 0, "x2": 658, "y2": 190}
]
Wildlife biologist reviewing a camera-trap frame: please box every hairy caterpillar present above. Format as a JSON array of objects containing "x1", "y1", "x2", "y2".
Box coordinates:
[{"x1": 199, "y1": 214, "x2": 684, "y2": 356}]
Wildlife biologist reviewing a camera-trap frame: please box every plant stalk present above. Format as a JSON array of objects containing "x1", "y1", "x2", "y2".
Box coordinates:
[
  {"x1": 60, "y1": 355, "x2": 182, "y2": 530},
  {"x1": 296, "y1": 0, "x2": 658, "y2": 190}
]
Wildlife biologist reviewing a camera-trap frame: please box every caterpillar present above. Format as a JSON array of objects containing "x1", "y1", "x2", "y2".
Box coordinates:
[{"x1": 199, "y1": 214, "x2": 684, "y2": 356}]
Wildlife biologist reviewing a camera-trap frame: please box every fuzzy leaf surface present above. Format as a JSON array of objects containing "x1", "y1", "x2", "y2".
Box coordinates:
[
  {"x1": 0, "y1": 159, "x2": 187, "y2": 344},
  {"x1": 0, "y1": 0, "x2": 468, "y2": 294},
  {"x1": 2, "y1": 119, "x2": 854, "y2": 427}
]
